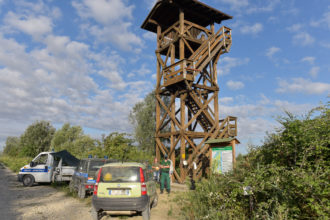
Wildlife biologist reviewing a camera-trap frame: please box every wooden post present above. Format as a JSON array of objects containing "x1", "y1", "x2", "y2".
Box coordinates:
[
  {"x1": 231, "y1": 139, "x2": 236, "y2": 169},
  {"x1": 179, "y1": 9, "x2": 185, "y2": 60},
  {"x1": 156, "y1": 25, "x2": 161, "y2": 161},
  {"x1": 214, "y1": 91, "x2": 219, "y2": 129},
  {"x1": 180, "y1": 94, "x2": 186, "y2": 180},
  {"x1": 170, "y1": 43, "x2": 176, "y2": 182},
  {"x1": 211, "y1": 23, "x2": 215, "y2": 34}
]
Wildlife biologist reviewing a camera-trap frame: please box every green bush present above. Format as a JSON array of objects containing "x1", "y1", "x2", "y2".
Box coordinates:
[
  {"x1": 178, "y1": 105, "x2": 330, "y2": 219},
  {"x1": 0, "y1": 155, "x2": 32, "y2": 173}
]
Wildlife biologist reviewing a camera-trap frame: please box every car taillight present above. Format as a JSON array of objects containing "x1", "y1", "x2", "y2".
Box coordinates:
[
  {"x1": 85, "y1": 184, "x2": 94, "y2": 189},
  {"x1": 140, "y1": 167, "x2": 147, "y2": 195},
  {"x1": 93, "y1": 167, "x2": 102, "y2": 195}
]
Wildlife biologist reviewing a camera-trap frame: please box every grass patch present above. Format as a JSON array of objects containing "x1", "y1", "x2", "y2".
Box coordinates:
[
  {"x1": 0, "y1": 155, "x2": 32, "y2": 172},
  {"x1": 51, "y1": 181, "x2": 93, "y2": 205},
  {"x1": 167, "y1": 205, "x2": 173, "y2": 216}
]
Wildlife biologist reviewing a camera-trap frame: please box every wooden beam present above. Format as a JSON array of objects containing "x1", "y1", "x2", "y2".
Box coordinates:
[
  {"x1": 180, "y1": 93, "x2": 186, "y2": 180},
  {"x1": 231, "y1": 139, "x2": 236, "y2": 170}
]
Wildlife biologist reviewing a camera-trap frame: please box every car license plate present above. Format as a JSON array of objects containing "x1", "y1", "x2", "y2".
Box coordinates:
[{"x1": 109, "y1": 190, "x2": 130, "y2": 196}]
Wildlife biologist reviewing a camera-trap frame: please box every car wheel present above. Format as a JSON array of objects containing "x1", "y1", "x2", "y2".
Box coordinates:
[
  {"x1": 91, "y1": 207, "x2": 105, "y2": 220},
  {"x1": 78, "y1": 184, "x2": 86, "y2": 199},
  {"x1": 22, "y1": 175, "x2": 34, "y2": 187},
  {"x1": 151, "y1": 194, "x2": 158, "y2": 208},
  {"x1": 142, "y1": 204, "x2": 150, "y2": 220}
]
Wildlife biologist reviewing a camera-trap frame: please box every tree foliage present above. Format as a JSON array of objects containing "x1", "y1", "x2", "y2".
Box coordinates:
[
  {"x1": 51, "y1": 123, "x2": 96, "y2": 158},
  {"x1": 129, "y1": 91, "x2": 156, "y2": 153},
  {"x1": 179, "y1": 104, "x2": 330, "y2": 219},
  {"x1": 20, "y1": 121, "x2": 55, "y2": 157},
  {"x1": 2, "y1": 119, "x2": 154, "y2": 168},
  {"x1": 130, "y1": 91, "x2": 170, "y2": 154},
  {"x1": 3, "y1": 136, "x2": 20, "y2": 157}
]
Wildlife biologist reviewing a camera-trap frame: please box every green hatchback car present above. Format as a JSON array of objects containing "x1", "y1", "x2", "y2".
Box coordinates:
[{"x1": 91, "y1": 162, "x2": 158, "y2": 220}]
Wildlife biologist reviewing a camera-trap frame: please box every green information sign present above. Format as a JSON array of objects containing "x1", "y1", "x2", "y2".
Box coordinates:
[{"x1": 211, "y1": 146, "x2": 233, "y2": 174}]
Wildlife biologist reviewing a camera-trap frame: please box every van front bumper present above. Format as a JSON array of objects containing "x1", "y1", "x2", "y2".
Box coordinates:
[
  {"x1": 17, "y1": 174, "x2": 23, "y2": 182},
  {"x1": 92, "y1": 195, "x2": 149, "y2": 212}
]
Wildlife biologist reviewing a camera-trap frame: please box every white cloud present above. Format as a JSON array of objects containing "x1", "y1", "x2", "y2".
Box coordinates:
[
  {"x1": 4, "y1": 12, "x2": 52, "y2": 39},
  {"x1": 73, "y1": 0, "x2": 133, "y2": 25},
  {"x1": 227, "y1": 80, "x2": 245, "y2": 90},
  {"x1": 273, "y1": 100, "x2": 313, "y2": 115},
  {"x1": 215, "y1": 0, "x2": 249, "y2": 10},
  {"x1": 293, "y1": 32, "x2": 315, "y2": 46},
  {"x1": 246, "y1": 0, "x2": 280, "y2": 14},
  {"x1": 259, "y1": 94, "x2": 270, "y2": 105},
  {"x1": 301, "y1": 56, "x2": 315, "y2": 65},
  {"x1": 266, "y1": 47, "x2": 281, "y2": 59},
  {"x1": 136, "y1": 63, "x2": 152, "y2": 76},
  {"x1": 309, "y1": 66, "x2": 320, "y2": 77},
  {"x1": 276, "y1": 78, "x2": 330, "y2": 95},
  {"x1": 144, "y1": 0, "x2": 157, "y2": 9},
  {"x1": 143, "y1": 32, "x2": 156, "y2": 41},
  {"x1": 220, "y1": 97, "x2": 233, "y2": 104},
  {"x1": 0, "y1": 24, "x2": 150, "y2": 136},
  {"x1": 240, "y1": 23, "x2": 263, "y2": 34},
  {"x1": 72, "y1": 0, "x2": 142, "y2": 51},
  {"x1": 287, "y1": 24, "x2": 302, "y2": 32},
  {"x1": 287, "y1": 23, "x2": 315, "y2": 47},
  {"x1": 218, "y1": 57, "x2": 250, "y2": 75},
  {"x1": 320, "y1": 42, "x2": 330, "y2": 49},
  {"x1": 219, "y1": 97, "x2": 314, "y2": 142},
  {"x1": 310, "y1": 11, "x2": 330, "y2": 29}
]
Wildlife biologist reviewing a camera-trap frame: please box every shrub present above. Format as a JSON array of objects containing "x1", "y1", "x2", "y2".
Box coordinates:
[
  {"x1": 0, "y1": 155, "x2": 32, "y2": 173},
  {"x1": 178, "y1": 105, "x2": 329, "y2": 219}
]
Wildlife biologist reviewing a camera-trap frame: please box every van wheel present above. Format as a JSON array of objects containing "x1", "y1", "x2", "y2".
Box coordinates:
[
  {"x1": 142, "y1": 204, "x2": 150, "y2": 220},
  {"x1": 91, "y1": 208, "x2": 105, "y2": 220},
  {"x1": 78, "y1": 185, "x2": 86, "y2": 198},
  {"x1": 23, "y1": 175, "x2": 34, "y2": 187}
]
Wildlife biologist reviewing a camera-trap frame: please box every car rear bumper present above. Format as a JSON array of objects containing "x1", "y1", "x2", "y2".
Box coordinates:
[{"x1": 92, "y1": 195, "x2": 149, "y2": 212}]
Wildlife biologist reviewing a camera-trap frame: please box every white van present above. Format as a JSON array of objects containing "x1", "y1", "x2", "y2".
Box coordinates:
[{"x1": 18, "y1": 150, "x2": 79, "y2": 187}]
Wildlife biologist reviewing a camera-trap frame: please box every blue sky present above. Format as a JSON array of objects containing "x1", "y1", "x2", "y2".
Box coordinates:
[{"x1": 0, "y1": 0, "x2": 329, "y2": 154}]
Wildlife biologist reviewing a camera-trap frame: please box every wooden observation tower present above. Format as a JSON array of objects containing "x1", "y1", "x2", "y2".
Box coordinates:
[{"x1": 141, "y1": 0, "x2": 238, "y2": 183}]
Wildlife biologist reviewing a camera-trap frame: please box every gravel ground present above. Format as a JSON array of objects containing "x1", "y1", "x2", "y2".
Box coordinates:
[
  {"x1": 0, "y1": 163, "x2": 181, "y2": 220},
  {"x1": 0, "y1": 163, "x2": 91, "y2": 220}
]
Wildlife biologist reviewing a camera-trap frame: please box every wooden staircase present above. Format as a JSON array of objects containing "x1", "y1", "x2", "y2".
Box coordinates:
[
  {"x1": 189, "y1": 26, "x2": 232, "y2": 72},
  {"x1": 162, "y1": 26, "x2": 232, "y2": 87}
]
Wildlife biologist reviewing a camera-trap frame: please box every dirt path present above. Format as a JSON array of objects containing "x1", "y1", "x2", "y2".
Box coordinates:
[
  {"x1": 101, "y1": 191, "x2": 181, "y2": 220},
  {"x1": 0, "y1": 163, "x2": 182, "y2": 220}
]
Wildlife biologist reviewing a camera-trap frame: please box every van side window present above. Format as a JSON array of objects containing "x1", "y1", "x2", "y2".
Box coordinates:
[{"x1": 35, "y1": 154, "x2": 48, "y2": 165}]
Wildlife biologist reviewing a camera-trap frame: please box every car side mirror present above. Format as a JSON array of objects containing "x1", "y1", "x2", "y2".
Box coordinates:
[{"x1": 30, "y1": 161, "x2": 36, "y2": 167}]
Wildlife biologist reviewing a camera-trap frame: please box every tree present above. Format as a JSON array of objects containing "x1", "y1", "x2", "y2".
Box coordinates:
[
  {"x1": 20, "y1": 121, "x2": 55, "y2": 157},
  {"x1": 51, "y1": 123, "x2": 96, "y2": 158},
  {"x1": 130, "y1": 92, "x2": 156, "y2": 153},
  {"x1": 103, "y1": 132, "x2": 153, "y2": 162},
  {"x1": 103, "y1": 132, "x2": 133, "y2": 161},
  {"x1": 3, "y1": 136, "x2": 20, "y2": 156},
  {"x1": 129, "y1": 91, "x2": 170, "y2": 154}
]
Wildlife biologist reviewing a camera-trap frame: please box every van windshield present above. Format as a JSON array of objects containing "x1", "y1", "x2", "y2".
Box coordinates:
[
  {"x1": 100, "y1": 167, "x2": 140, "y2": 183},
  {"x1": 90, "y1": 160, "x2": 108, "y2": 171}
]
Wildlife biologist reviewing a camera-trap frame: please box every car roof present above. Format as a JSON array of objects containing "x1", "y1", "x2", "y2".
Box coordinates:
[
  {"x1": 101, "y1": 162, "x2": 146, "y2": 168},
  {"x1": 81, "y1": 158, "x2": 114, "y2": 161}
]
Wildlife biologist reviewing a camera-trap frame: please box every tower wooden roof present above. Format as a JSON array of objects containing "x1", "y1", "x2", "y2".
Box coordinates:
[{"x1": 141, "y1": 0, "x2": 232, "y2": 33}]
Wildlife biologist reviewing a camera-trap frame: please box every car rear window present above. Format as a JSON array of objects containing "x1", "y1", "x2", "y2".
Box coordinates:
[{"x1": 100, "y1": 167, "x2": 141, "y2": 183}]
